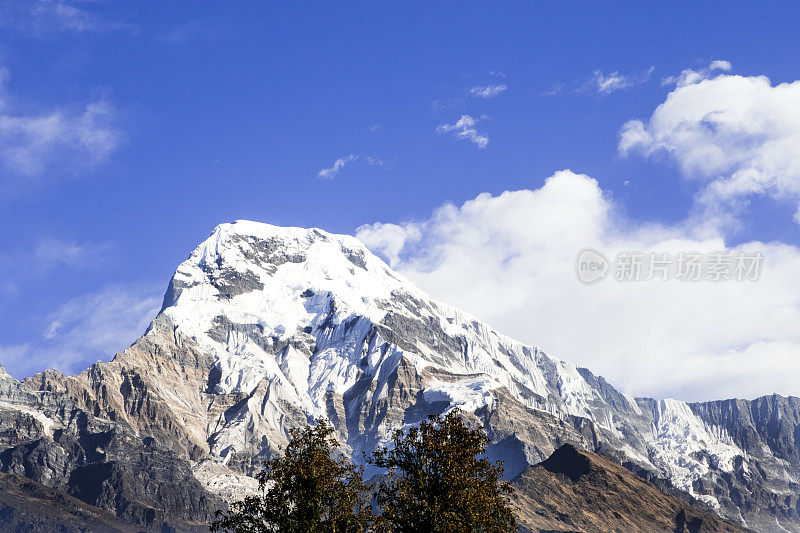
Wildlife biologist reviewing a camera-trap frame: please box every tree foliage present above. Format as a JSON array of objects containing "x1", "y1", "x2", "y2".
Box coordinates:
[
  {"x1": 211, "y1": 420, "x2": 373, "y2": 533},
  {"x1": 211, "y1": 411, "x2": 516, "y2": 532},
  {"x1": 369, "y1": 410, "x2": 516, "y2": 533}
]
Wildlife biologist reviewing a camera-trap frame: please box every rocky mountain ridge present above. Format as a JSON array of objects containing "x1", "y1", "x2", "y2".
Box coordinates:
[
  {"x1": 512, "y1": 443, "x2": 750, "y2": 533},
  {"x1": 0, "y1": 220, "x2": 798, "y2": 531}
]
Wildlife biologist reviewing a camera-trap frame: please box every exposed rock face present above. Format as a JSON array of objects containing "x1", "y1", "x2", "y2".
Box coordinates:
[
  {"x1": 0, "y1": 348, "x2": 225, "y2": 531},
  {"x1": 689, "y1": 397, "x2": 800, "y2": 532},
  {"x1": 0, "y1": 220, "x2": 797, "y2": 531},
  {"x1": 512, "y1": 444, "x2": 750, "y2": 533}
]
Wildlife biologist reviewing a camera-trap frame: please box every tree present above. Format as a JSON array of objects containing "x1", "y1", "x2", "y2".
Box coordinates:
[
  {"x1": 369, "y1": 410, "x2": 516, "y2": 532},
  {"x1": 211, "y1": 420, "x2": 373, "y2": 533}
]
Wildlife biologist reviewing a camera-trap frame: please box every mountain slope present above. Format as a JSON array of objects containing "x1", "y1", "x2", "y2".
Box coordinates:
[
  {"x1": 512, "y1": 444, "x2": 749, "y2": 533},
  {"x1": 1, "y1": 220, "x2": 798, "y2": 531},
  {"x1": 0, "y1": 361, "x2": 224, "y2": 531},
  {"x1": 0, "y1": 472, "x2": 137, "y2": 533}
]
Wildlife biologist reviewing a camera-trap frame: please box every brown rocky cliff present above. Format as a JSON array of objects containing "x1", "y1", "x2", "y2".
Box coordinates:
[{"x1": 512, "y1": 444, "x2": 751, "y2": 533}]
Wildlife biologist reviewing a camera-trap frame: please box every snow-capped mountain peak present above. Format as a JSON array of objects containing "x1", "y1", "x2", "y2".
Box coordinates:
[
  {"x1": 160, "y1": 221, "x2": 594, "y2": 421},
  {"x1": 163, "y1": 221, "x2": 436, "y2": 399},
  {"x1": 151, "y1": 221, "x2": 760, "y2": 515}
]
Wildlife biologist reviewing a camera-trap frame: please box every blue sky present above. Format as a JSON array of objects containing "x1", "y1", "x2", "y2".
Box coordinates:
[{"x1": 3, "y1": 1, "x2": 800, "y2": 400}]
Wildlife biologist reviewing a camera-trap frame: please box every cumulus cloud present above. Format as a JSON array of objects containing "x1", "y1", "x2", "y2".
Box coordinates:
[
  {"x1": 0, "y1": 282, "x2": 162, "y2": 379},
  {"x1": 436, "y1": 115, "x2": 489, "y2": 149},
  {"x1": 0, "y1": 70, "x2": 121, "y2": 185},
  {"x1": 468, "y1": 84, "x2": 507, "y2": 98},
  {"x1": 620, "y1": 63, "x2": 800, "y2": 225},
  {"x1": 357, "y1": 170, "x2": 800, "y2": 402},
  {"x1": 587, "y1": 66, "x2": 654, "y2": 95}
]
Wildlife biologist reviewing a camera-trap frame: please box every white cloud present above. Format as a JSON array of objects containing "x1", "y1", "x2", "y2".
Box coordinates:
[
  {"x1": 468, "y1": 84, "x2": 507, "y2": 98},
  {"x1": 0, "y1": 101, "x2": 121, "y2": 177},
  {"x1": 32, "y1": 238, "x2": 111, "y2": 270},
  {"x1": 432, "y1": 79, "x2": 507, "y2": 110},
  {"x1": 661, "y1": 59, "x2": 732, "y2": 87},
  {"x1": 0, "y1": 237, "x2": 112, "y2": 276},
  {"x1": 591, "y1": 71, "x2": 632, "y2": 94},
  {"x1": 357, "y1": 170, "x2": 800, "y2": 402},
  {"x1": 0, "y1": 70, "x2": 121, "y2": 183},
  {"x1": 0, "y1": 237, "x2": 135, "y2": 380},
  {"x1": 356, "y1": 222, "x2": 421, "y2": 266},
  {"x1": 620, "y1": 64, "x2": 800, "y2": 225},
  {"x1": 0, "y1": 282, "x2": 162, "y2": 379},
  {"x1": 541, "y1": 82, "x2": 565, "y2": 97},
  {"x1": 29, "y1": 0, "x2": 97, "y2": 32},
  {"x1": 436, "y1": 115, "x2": 489, "y2": 149},
  {"x1": 588, "y1": 66, "x2": 654, "y2": 95},
  {"x1": 708, "y1": 60, "x2": 732, "y2": 72},
  {"x1": 317, "y1": 154, "x2": 384, "y2": 179},
  {"x1": 318, "y1": 154, "x2": 357, "y2": 179}
]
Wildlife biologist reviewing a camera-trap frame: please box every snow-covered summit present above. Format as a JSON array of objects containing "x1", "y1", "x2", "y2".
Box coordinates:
[
  {"x1": 162, "y1": 220, "x2": 448, "y2": 398},
  {"x1": 160, "y1": 220, "x2": 589, "y2": 417}
]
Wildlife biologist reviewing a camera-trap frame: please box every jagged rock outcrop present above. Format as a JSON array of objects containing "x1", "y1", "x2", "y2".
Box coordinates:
[
  {"x1": 0, "y1": 363, "x2": 224, "y2": 531},
  {"x1": 0, "y1": 220, "x2": 798, "y2": 531},
  {"x1": 688, "y1": 396, "x2": 800, "y2": 532}
]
